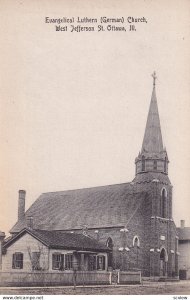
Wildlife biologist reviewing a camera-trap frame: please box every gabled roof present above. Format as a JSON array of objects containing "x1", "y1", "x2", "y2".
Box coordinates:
[
  {"x1": 4, "y1": 228, "x2": 110, "y2": 252},
  {"x1": 141, "y1": 85, "x2": 164, "y2": 154},
  {"x1": 10, "y1": 183, "x2": 147, "y2": 233},
  {"x1": 177, "y1": 227, "x2": 190, "y2": 241}
]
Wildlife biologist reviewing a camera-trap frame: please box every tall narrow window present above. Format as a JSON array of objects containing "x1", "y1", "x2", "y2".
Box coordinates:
[
  {"x1": 164, "y1": 157, "x2": 167, "y2": 173},
  {"x1": 142, "y1": 156, "x2": 145, "y2": 171},
  {"x1": 88, "y1": 255, "x2": 97, "y2": 271},
  {"x1": 153, "y1": 160, "x2": 157, "y2": 170},
  {"x1": 132, "y1": 236, "x2": 140, "y2": 269},
  {"x1": 106, "y1": 237, "x2": 113, "y2": 268},
  {"x1": 97, "y1": 255, "x2": 105, "y2": 270},
  {"x1": 12, "y1": 252, "x2": 23, "y2": 269},
  {"x1": 175, "y1": 237, "x2": 179, "y2": 275},
  {"x1": 161, "y1": 188, "x2": 167, "y2": 218},
  {"x1": 65, "y1": 254, "x2": 73, "y2": 270},
  {"x1": 52, "y1": 253, "x2": 64, "y2": 270}
]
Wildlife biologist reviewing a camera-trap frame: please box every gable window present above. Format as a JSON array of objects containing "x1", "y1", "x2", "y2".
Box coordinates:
[
  {"x1": 97, "y1": 255, "x2": 105, "y2": 270},
  {"x1": 31, "y1": 252, "x2": 41, "y2": 270},
  {"x1": 52, "y1": 253, "x2": 64, "y2": 270},
  {"x1": 161, "y1": 188, "x2": 167, "y2": 218},
  {"x1": 12, "y1": 252, "x2": 23, "y2": 269},
  {"x1": 65, "y1": 254, "x2": 73, "y2": 270},
  {"x1": 142, "y1": 156, "x2": 145, "y2": 171},
  {"x1": 153, "y1": 160, "x2": 157, "y2": 170}
]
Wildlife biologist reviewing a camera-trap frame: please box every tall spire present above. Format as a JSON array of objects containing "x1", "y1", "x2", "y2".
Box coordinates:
[
  {"x1": 141, "y1": 72, "x2": 163, "y2": 154},
  {"x1": 135, "y1": 72, "x2": 169, "y2": 177}
]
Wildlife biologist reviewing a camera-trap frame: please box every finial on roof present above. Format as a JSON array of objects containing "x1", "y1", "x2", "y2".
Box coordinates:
[{"x1": 152, "y1": 71, "x2": 157, "y2": 87}]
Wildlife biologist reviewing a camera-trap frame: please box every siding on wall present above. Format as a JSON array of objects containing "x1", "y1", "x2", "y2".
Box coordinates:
[
  {"x1": 2, "y1": 233, "x2": 49, "y2": 272},
  {"x1": 2, "y1": 233, "x2": 109, "y2": 273},
  {"x1": 178, "y1": 241, "x2": 190, "y2": 274},
  {"x1": 48, "y1": 249, "x2": 108, "y2": 272}
]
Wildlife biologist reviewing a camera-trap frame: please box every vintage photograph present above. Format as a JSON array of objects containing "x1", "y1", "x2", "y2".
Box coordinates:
[{"x1": 0, "y1": 0, "x2": 190, "y2": 297}]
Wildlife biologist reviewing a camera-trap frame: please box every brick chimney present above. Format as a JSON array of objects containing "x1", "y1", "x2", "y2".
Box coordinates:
[
  {"x1": 18, "y1": 190, "x2": 26, "y2": 221},
  {"x1": 180, "y1": 220, "x2": 185, "y2": 228},
  {"x1": 0, "y1": 231, "x2": 5, "y2": 270}
]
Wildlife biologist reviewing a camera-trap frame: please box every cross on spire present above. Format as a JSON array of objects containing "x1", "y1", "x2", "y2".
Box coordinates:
[{"x1": 152, "y1": 71, "x2": 157, "y2": 87}]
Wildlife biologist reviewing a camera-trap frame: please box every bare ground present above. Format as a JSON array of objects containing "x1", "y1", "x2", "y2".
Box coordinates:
[{"x1": 0, "y1": 281, "x2": 190, "y2": 295}]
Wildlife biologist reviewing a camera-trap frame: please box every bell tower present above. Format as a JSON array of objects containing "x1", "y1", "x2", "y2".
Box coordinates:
[
  {"x1": 133, "y1": 72, "x2": 172, "y2": 220},
  {"x1": 132, "y1": 72, "x2": 178, "y2": 278}
]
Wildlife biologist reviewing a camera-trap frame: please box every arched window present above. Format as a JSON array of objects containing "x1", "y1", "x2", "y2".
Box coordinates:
[
  {"x1": 142, "y1": 156, "x2": 145, "y2": 171},
  {"x1": 164, "y1": 157, "x2": 167, "y2": 173},
  {"x1": 153, "y1": 160, "x2": 157, "y2": 170},
  {"x1": 160, "y1": 247, "x2": 168, "y2": 276},
  {"x1": 133, "y1": 236, "x2": 140, "y2": 247},
  {"x1": 106, "y1": 237, "x2": 113, "y2": 249},
  {"x1": 160, "y1": 188, "x2": 167, "y2": 218},
  {"x1": 133, "y1": 236, "x2": 140, "y2": 269}
]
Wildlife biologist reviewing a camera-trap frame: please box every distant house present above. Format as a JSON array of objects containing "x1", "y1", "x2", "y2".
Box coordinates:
[
  {"x1": 177, "y1": 220, "x2": 190, "y2": 280},
  {"x1": 0, "y1": 228, "x2": 110, "y2": 273}
]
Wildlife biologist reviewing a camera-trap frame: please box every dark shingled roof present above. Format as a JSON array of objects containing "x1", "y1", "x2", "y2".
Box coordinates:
[
  {"x1": 4, "y1": 229, "x2": 110, "y2": 252},
  {"x1": 10, "y1": 183, "x2": 147, "y2": 233},
  {"x1": 177, "y1": 227, "x2": 190, "y2": 241}
]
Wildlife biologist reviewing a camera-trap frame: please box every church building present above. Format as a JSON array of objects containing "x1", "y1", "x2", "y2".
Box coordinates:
[{"x1": 1, "y1": 73, "x2": 179, "y2": 279}]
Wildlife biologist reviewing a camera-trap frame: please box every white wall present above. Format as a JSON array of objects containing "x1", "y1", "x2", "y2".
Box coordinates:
[
  {"x1": 2, "y1": 232, "x2": 108, "y2": 272},
  {"x1": 179, "y1": 241, "x2": 190, "y2": 271},
  {"x1": 2, "y1": 233, "x2": 49, "y2": 272}
]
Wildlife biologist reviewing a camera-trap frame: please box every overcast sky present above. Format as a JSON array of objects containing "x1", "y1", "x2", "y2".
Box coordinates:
[{"x1": 0, "y1": 0, "x2": 190, "y2": 235}]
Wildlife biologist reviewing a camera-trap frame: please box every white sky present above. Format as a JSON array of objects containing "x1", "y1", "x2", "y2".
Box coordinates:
[{"x1": 0, "y1": 0, "x2": 190, "y2": 235}]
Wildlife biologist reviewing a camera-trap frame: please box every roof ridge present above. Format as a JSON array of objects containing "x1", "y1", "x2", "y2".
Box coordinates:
[
  {"x1": 35, "y1": 229, "x2": 88, "y2": 236},
  {"x1": 41, "y1": 181, "x2": 131, "y2": 195}
]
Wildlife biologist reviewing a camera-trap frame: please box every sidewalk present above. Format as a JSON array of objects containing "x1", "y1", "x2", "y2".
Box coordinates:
[{"x1": 0, "y1": 280, "x2": 190, "y2": 290}]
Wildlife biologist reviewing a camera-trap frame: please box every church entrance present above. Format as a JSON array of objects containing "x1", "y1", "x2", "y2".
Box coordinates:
[{"x1": 160, "y1": 248, "x2": 167, "y2": 277}]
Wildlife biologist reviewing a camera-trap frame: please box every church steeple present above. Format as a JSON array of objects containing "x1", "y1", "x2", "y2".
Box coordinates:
[
  {"x1": 141, "y1": 72, "x2": 163, "y2": 154},
  {"x1": 135, "y1": 72, "x2": 169, "y2": 175}
]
